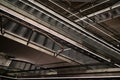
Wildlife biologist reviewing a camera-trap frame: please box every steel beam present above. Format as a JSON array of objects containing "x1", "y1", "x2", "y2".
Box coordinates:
[{"x1": 75, "y1": 3, "x2": 120, "y2": 22}]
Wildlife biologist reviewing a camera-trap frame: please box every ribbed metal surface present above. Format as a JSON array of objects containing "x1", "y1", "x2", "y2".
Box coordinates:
[{"x1": 2, "y1": 0, "x2": 120, "y2": 66}]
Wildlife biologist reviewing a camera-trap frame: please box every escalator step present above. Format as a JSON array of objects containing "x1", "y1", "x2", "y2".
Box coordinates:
[
  {"x1": 16, "y1": 26, "x2": 28, "y2": 36},
  {"x1": 30, "y1": 32, "x2": 38, "y2": 41},
  {"x1": 36, "y1": 34, "x2": 46, "y2": 45},
  {"x1": 6, "y1": 0, "x2": 19, "y2": 4},
  {"x1": 5, "y1": 21, "x2": 18, "y2": 32},
  {"x1": 44, "y1": 38, "x2": 54, "y2": 49},
  {"x1": 23, "y1": 28, "x2": 32, "y2": 39}
]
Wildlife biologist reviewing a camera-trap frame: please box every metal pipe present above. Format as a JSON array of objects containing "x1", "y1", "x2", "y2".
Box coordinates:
[
  {"x1": 1, "y1": 75, "x2": 120, "y2": 80},
  {"x1": 6, "y1": 63, "x2": 112, "y2": 73},
  {"x1": 12, "y1": 76, "x2": 120, "y2": 79},
  {"x1": 42, "y1": 63, "x2": 115, "y2": 70},
  {"x1": 40, "y1": 62, "x2": 67, "y2": 66}
]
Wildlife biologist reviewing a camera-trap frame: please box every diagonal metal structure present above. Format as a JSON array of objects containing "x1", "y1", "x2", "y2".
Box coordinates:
[
  {"x1": 21, "y1": 0, "x2": 120, "y2": 64},
  {"x1": 0, "y1": 0, "x2": 120, "y2": 78},
  {"x1": 0, "y1": 0, "x2": 116, "y2": 65}
]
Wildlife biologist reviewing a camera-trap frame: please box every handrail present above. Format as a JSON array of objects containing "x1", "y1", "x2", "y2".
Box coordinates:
[{"x1": 1, "y1": 13, "x2": 64, "y2": 52}]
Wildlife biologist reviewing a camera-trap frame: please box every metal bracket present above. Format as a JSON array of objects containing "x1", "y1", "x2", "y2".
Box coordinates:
[
  {"x1": 55, "y1": 48, "x2": 71, "y2": 57},
  {"x1": 27, "y1": 29, "x2": 34, "y2": 45}
]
